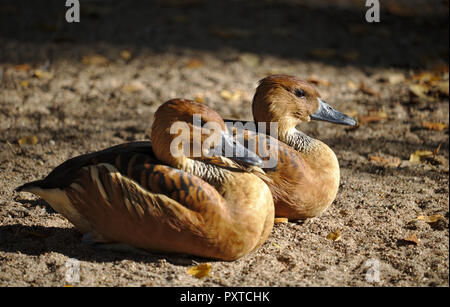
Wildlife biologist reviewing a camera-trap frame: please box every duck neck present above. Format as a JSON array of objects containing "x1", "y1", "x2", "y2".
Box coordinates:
[
  {"x1": 183, "y1": 159, "x2": 228, "y2": 190},
  {"x1": 282, "y1": 128, "x2": 318, "y2": 153}
]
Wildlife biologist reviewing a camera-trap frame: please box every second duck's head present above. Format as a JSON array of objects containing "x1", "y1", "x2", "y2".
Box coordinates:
[
  {"x1": 252, "y1": 75, "x2": 357, "y2": 135},
  {"x1": 151, "y1": 99, "x2": 263, "y2": 168}
]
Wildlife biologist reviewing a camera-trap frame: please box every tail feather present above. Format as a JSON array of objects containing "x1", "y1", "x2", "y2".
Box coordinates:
[{"x1": 15, "y1": 180, "x2": 45, "y2": 193}]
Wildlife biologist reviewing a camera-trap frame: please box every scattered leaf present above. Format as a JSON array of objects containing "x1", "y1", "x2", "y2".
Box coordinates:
[
  {"x1": 120, "y1": 50, "x2": 132, "y2": 61},
  {"x1": 13, "y1": 64, "x2": 31, "y2": 71},
  {"x1": 239, "y1": 53, "x2": 260, "y2": 67},
  {"x1": 326, "y1": 230, "x2": 341, "y2": 242},
  {"x1": 20, "y1": 80, "x2": 29, "y2": 88},
  {"x1": 33, "y1": 69, "x2": 53, "y2": 80},
  {"x1": 435, "y1": 81, "x2": 449, "y2": 96},
  {"x1": 409, "y1": 84, "x2": 433, "y2": 101},
  {"x1": 369, "y1": 155, "x2": 401, "y2": 167},
  {"x1": 194, "y1": 93, "x2": 205, "y2": 103},
  {"x1": 309, "y1": 48, "x2": 336, "y2": 59},
  {"x1": 387, "y1": 73, "x2": 405, "y2": 85},
  {"x1": 274, "y1": 217, "x2": 288, "y2": 224},
  {"x1": 187, "y1": 263, "x2": 211, "y2": 279},
  {"x1": 347, "y1": 80, "x2": 358, "y2": 90},
  {"x1": 421, "y1": 122, "x2": 448, "y2": 131},
  {"x1": 358, "y1": 111, "x2": 388, "y2": 124},
  {"x1": 409, "y1": 150, "x2": 433, "y2": 164},
  {"x1": 403, "y1": 234, "x2": 420, "y2": 245},
  {"x1": 18, "y1": 135, "x2": 38, "y2": 146},
  {"x1": 81, "y1": 55, "x2": 109, "y2": 66},
  {"x1": 184, "y1": 59, "x2": 203, "y2": 69},
  {"x1": 359, "y1": 82, "x2": 378, "y2": 96},
  {"x1": 413, "y1": 215, "x2": 444, "y2": 224},
  {"x1": 307, "y1": 75, "x2": 329, "y2": 86},
  {"x1": 220, "y1": 89, "x2": 246, "y2": 102},
  {"x1": 122, "y1": 81, "x2": 145, "y2": 94}
]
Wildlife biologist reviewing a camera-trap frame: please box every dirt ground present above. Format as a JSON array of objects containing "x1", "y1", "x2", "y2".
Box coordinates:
[{"x1": 0, "y1": 0, "x2": 448, "y2": 287}]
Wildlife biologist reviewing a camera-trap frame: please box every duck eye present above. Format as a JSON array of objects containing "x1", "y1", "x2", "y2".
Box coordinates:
[{"x1": 295, "y1": 89, "x2": 306, "y2": 98}]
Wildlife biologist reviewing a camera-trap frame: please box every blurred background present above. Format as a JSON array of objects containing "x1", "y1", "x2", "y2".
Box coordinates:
[{"x1": 0, "y1": 0, "x2": 448, "y2": 287}]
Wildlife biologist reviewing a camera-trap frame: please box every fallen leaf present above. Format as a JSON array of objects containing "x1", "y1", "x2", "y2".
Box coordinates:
[
  {"x1": 309, "y1": 48, "x2": 336, "y2": 59},
  {"x1": 326, "y1": 230, "x2": 341, "y2": 242},
  {"x1": 18, "y1": 136, "x2": 38, "y2": 146},
  {"x1": 409, "y1": 84, "x2": 434, "y2": 101},
  {"x1": 387, "y1": 73, "x2": 405, "y2": 85},
  {"x1": 274, "y1": 218, "x2": 288, "y2": 224},
  {"x1": 187, "y1": 263, "x2": 211, "y2": 279},
  {"x1": 194, "y1": 94, "x2": 205, "y2": 103},
  {"x1": 81, "y1": 55, "x2": 109, "y2": 66},
  {"x1": 403, "y1": 234, "x2": 420, "y2": 245},
  {"x1": 435, "y1": 81, "x2": 449, "y2": 96},
  {"x1": 347, "y1": 80, "x2": 358, "y2": 90},
  {"x1": 413, "y1": 215, "x2": 444, "y2": 224},
  {"x1": 13, "y1": 64, "x2": 31, "y2": 71},
  {"x1": 359, "y1": 82, "x2": 378, "y2": 96},
  {"x1": 307, "y1": 75, "x2": 329, "y2": 86},
  {"x1": 122, "y1": 81, "x2": 145, "y2": 94},
  {"x1": 358, "y1": 111, "x2": 388, "y2": 124},
  {"x1": 369, "y1": 155, "x2": 401, "y2": 167},
  {"x1": 220, "y1": 89, "x2": 246, "y2": 102},
  {"x1": 120, "y1": 50, "x2": 132, "y2": 61},
  {"x1": 33, "y1": 69, "x2": 53, "y2": 79},
  {"x1": 20, "y1": 80, "x2": 29, "y2": 88},
  {"x1": 184, "y1": 59, "x2": 203, "y2": 69},
  {"x1": 409, "y1": 150, "x2": 433, "y2": 164},
  {"x1": 239, "y1": 53, "x2": 260, "y2": 67},
  {"x1": 421, "y1": 122, "x2": 448, "y2": 131}
]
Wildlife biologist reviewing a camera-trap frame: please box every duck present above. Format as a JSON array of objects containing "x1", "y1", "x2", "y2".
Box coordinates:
[
  {"x1": 225, "y1": 75, "x2": 357, "y2": 220},
  {"x1": 16, "y1": 99, "x2": 274, "y2": 261}
]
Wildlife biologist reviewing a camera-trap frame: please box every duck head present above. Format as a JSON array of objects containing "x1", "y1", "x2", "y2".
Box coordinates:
[
  {"x1": 151, "y1": 99, "x2": 263, "y2": 169},
  {"x1": 252, "y1": 75, "x2": 357, "y2": 137}
]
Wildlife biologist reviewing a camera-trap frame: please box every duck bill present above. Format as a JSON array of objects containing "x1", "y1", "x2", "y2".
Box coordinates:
[
  {"x1": 209, "y1": 131, "x2": 263, "y2": 167},
  {"x1": 310, "y1": 98, "x2": 357, "y2": 126}
]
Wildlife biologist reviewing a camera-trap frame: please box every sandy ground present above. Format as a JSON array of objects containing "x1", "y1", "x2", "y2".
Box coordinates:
[{"x1": 0, "y1": 0, "x2": 449, "y2": 286}]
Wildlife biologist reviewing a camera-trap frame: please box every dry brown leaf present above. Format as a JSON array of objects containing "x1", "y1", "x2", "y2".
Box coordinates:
[
  {"x1": 13, "y1": 64, "x2": 31, "y2": 71},
  {"x1": 409, "y1": 150, "x2": 433, "y2": 164},
  {"x1": 359, "y1": 82, "x2": 378, "y2": 96},
  {"x1": 274, "y1": 218, "x2": 288, "y2": 224},
  {"x1": 369, "y1": 155, "x2": 401, "y2": 167},
  {"x1": 122, "y1": 81, "x2": 145, "y2": 94},
  {"x1": 414, "y1": 215, "x2": 444, "y2": 224},
  {"x1": 387, "y1": 73, "x2": 405, "y2": 85},
  {"x1": 347, "y1": 81, "x2": 358, "y2": 90},
  {"x1": 358, "y1": 111, "x2": 388, "y2": 124},
  {"x1": 409, "y1": 84, "x2": 433, "y2": 101},
  {"x1": 307, "y1": 75, "x2": 329, "y2": 86},
  {"x1": 194, "y1": 94, "x2": 205, "y2": 103},
  {"x1": 220, "y1": 90, "x2": 246, "y2": 102},
  {"x1": 326, "y1": 230, "x2": 341, "y2": 242},
  {"x1": 20, "y1": 80, "x2": 29, "y2": 88},
  {"x1": 239, "y1": 53, "x2": 260, "y2": 67},
  {"x1": 187, "y1": 263, "x2": 211, "y2": 279},
  {"x1": 309, "y1": 48, "x2": 336, "y2": 59},
  {"x1": 184, "y1": 59, "x2": 203, "y2": 69},
  {"x1": 403, "y1": 234, "x2": 420, "y2": 245},
  {"x1": 421, "y1": 122, "x2": 448, "y2": 131},
  {"x1": 435, "y1": 81, "x2": 449, "y2": 96},
  {"x1": 81, "y1": 55, "x2": 109, "y2": 66},
  {"x1": 33, "y1": 69, "x2": 52, "y2": 80},
  {"x1": 120, "y1": 50, "x2": 132, "y2": 61},
  {"x1": 18, "y1": 135, "x2": 38, "y2": 146}
]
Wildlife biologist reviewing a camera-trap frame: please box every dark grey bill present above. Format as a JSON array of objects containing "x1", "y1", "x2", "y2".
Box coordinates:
[
  {"x1": 209, "y1": 131, "x2": 263, "y2": 167},
  {"x1": 310, "y1": 98, "x2": 357, "y2": 126}
]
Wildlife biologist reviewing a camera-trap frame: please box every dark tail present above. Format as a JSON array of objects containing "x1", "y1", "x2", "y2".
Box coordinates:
[{"x1": 15, "y1": 180, "x2": 45, "y2": 192}]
